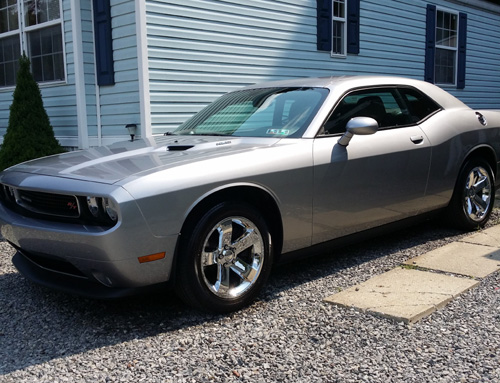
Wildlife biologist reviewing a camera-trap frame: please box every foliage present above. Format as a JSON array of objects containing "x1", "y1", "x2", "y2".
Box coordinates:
[{"x1": 0, "y1": 54, "x2": 64, "y2": 171}]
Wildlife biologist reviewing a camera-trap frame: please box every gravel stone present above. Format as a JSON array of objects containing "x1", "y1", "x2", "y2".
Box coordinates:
[{"x1": 0, "y1": 212, "x2": 499, "y2": 382}]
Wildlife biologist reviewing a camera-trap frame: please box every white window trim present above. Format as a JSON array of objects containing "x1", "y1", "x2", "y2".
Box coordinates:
[
  {"x1": 331, "y1": 0, "x2": 347, "y2": 58},
  {"x1": 434, "y1": 7, "x2": 459, "y2": 87},
  {"x1": 0, "y1": 0, "x2": 66, "y2": 89}
]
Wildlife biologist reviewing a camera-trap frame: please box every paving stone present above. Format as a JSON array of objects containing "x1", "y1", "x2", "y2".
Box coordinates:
[
  {"x1": 459, "y1": 225, "x2": 500, "y2": 248},
  {"x1": 404, "y1": 242, "x2": 500, "y2": 278},
  {"x1": 324, "y1": 268, "x2": 479, "y2": 323}
]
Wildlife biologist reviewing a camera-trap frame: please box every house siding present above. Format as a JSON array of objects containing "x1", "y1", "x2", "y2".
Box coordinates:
[
  {"x1": 0, "y1": 0, "x2": 79, "y2": 144},
  {"x1": 0, "y1": 0, "x2": 498, "y2": 147},
  {"x1": 146, "y1": 0, "x2": 500, "y2": 134},
  {"x1": 97, "y1": 0, "x2": 141, "y2": 140},
  {"x1": 0, "y1": 0, "x2": 141, "y2": 148}
]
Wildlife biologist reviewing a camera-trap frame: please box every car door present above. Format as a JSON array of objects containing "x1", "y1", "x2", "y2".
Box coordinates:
[{"x1": 312, "y1": 87, "x2": 432, "y2": 245}]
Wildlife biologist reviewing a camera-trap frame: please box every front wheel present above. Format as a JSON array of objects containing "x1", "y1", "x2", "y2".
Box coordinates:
[
  {"x1": 446, "y1": 158, "x2": 495, "y2": 230},
  {"x1": 175, "y1": 202, "x2": 273, "y2": 312}
]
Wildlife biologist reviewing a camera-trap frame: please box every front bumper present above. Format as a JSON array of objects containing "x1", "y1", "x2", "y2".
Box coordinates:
[
  {"x1": 0, "y1": 185, "x2": 180, "y2": 297},
  {"x1": 11, "y1": 249, "x2": 168, "y2": 298}
]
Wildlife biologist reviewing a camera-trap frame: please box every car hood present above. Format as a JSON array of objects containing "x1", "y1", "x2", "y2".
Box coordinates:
[{"x1": 5, "y1": 136, "x2": 283, "y2": 184}]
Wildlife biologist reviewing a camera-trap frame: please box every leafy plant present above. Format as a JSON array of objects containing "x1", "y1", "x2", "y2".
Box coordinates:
[{"x1": 0, "y1": 54, "x2": 64, "y2": 171}]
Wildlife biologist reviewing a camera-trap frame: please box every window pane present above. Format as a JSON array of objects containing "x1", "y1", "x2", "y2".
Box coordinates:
[
  {"x1": 0, "y1": 0, "x2": 18, "y2": 33},
  {"x1": 41, "y1": 27, "x2": 53, "y2": 53},
  {"x1": 435, "y1": 48, "x2": 456, "y2": 85},
  {"x1": 332, "y1": 20, "x2": 344, "y2": 55},
  {"x1": 333, "y1": 0, "x2": 345, "y2": 18},
  {"x1": 399, "y1": 88, "x2": 440, "y2": 123},
  {"x1": 24, "y1": 0, "x2": 37, "y2": 26},
  {"x1": 53, "y1": 51, "x2": 63, "y2": 79},
  {"x1": 47, "y1": 0, "x2": 59, "y2": 20},
  {"x1": 31, "y1": 56, "x2": 42, "y2": 81},
  {"x1": 30, "y1": 29, "x2": 41, "y2": 55},
  {"x1": 4, "y1": 59, "x2": 14, "y2": 84},
  {"x1": 0, "y1": 35, "x2": 20, "y2": 86},
  {"x1": 24, "y1": 0, "x2": 60, "y2": 26},
  {"x1": 42, "y1": 53, "x2": 53, "y2": 81},
  {"x1": 436, "y1": 10, "x2": 457, "y2": 48},
  {"x1": 29, "y1": 24, "x2": 64, "y2": 82},
  {"x1": 0, "y1": 10, "x2": 7, "y2": 33}
]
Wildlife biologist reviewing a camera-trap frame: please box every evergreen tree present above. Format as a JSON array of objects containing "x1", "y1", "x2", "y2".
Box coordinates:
[{"x1": 0, "y1": 54, "x2": 64, "y2": 171}]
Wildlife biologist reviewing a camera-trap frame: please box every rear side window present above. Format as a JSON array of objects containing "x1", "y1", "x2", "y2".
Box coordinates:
[
  {"x1": 398, "y1": 87, "x2": 441, "y2": 123},
  {"x1": 323, "y1": 88, "x2": 411, "y2": 134}
]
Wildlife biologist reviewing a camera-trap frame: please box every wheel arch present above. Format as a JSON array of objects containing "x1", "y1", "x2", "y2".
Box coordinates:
[
  {"x1": 178, "y1": 184, "x2": 284, "y2": 260},
  {"x1": 462, "y1": 145, "x2": 498, "y2": 180}
]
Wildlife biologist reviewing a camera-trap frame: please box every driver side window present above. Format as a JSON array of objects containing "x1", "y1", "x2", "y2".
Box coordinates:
[{"x1": 323, "y1": 88, "x2": 411, "y2": 135}]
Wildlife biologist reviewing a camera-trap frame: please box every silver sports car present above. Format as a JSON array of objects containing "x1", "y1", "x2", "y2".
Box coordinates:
[{"x1": 1, "y1": 76, "x2": 499, "y2": 312}]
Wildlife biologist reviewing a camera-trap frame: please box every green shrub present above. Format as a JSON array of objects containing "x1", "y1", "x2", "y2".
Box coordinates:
[{"x1": 0, "y1": 54, "x2": 64, "y2": 171}]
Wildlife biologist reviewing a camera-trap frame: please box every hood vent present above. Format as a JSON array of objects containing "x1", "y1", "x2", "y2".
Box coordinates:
[{"x1": 167, "y1": 145, "x2": 194, "y2": 151}]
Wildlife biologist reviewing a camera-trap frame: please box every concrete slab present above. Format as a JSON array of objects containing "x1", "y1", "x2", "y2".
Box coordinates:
[
  {"x1": 324, "y1": 268, "x2": 479, "y2": 323},
  {"x1": 460, "y1": 225, "x2": 500, "y2": 248},
  {"x1": 404, "y1": 242, "x2": 500, "y2": 278}
]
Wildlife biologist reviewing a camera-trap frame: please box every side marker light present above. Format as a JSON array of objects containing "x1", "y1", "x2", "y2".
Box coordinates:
[{"x1": 138, "y1": 252, "x2": 166, "y2": 264}]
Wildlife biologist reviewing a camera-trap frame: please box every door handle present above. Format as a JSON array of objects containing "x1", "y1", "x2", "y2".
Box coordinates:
[{"x1": 410, "y1": 135, "x2": 424, "y2": 144}]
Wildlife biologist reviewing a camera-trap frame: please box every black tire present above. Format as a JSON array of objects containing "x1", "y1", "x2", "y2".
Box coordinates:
[
  {"x1": 446, "y1": 158, "x2": 495, "y2": 230},
  {"x1": 175, "y1": 201, "x2": 273, "y2": 312}
]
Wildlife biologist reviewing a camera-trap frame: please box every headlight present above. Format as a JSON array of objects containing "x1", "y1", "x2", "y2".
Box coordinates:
[
  {"x1": 102, "y1": 197, "x2": 118, "y2": 222},
  {"x1": 86, "y1": 196, "x2": 100, "y2": 217},
  {"x1": 82, "y1": 196, "x2": 119, "y2": 226}
]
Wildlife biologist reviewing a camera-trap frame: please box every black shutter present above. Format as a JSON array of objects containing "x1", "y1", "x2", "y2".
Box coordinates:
[
  {"x1": 346, "y1": 0, "x2": 360, "y2": 54},
  {"x1": 424, "y1": 4, "x2": 436, "y2": 84},
  {"x1": 93, "y1": 0, "x2": 115, "y2": 86},
  {"x1": 457, "y1": 12, "x2": 467, "y2": 89},
  {"x1": 317, "y1": 0, "x2": 332, "y2": 51}
]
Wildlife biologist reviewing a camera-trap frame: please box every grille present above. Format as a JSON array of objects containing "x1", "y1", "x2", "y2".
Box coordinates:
[
  {"x1": 1, "y1": 185, "x2": 80, "y2": 218},
  {"x1": 21, "y1": 249, "x2": 87, "y2": 278}
]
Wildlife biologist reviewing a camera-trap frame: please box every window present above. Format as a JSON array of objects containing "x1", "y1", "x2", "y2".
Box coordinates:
[
  {"x1": 435, "y1": 10, "x2": 457, "y2": 84},
  {"x1": 322, "y1": 87, "x2": 440, "y2": 135},
  {"x1": 0, "y1": 0, "x2": 64, "y2": 87},
  {"x1": 425, "y1": 5, "x2": 467, "y2": 89},
  {"x1": 332, "y1": 0, "x2": 346, "y2": 55},
  {"x1": 398, "y1": 87, "x2": 440, "y2": 123},
  {"x1": 0, "y1": 0, "x2": 21, "y2": 86},
  {"x1": 317, "y1": 0, "x2": 360, "y2": 56},
  {"x1": 174, "y1": 88, "x2": 329, "y2": 138}
]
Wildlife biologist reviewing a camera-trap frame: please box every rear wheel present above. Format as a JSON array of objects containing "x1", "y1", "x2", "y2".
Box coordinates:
[
  {"x1": 176, "y1": 202, "x2": 273, "y2": 312},
  {"x1": 447, "y1": 158, "x2": 494, "y2": 230}
]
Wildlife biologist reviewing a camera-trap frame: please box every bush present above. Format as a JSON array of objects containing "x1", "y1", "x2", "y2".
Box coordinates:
[{"x1": 0, "y1": 54, "x2": 64, "y2": 171}]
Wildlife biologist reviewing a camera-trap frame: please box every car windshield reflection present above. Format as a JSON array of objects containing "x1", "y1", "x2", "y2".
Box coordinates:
[{"x1": 173, "y1": 87, "x2": 329, "y2": 138}]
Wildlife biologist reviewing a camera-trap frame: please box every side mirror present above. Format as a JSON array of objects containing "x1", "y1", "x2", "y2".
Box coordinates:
[{"x1": 337, "y1": 117, "x2": 378, "y2": 147}]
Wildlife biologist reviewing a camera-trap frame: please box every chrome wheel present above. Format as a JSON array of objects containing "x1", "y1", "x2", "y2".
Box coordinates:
[
  {"x1": 200, "y1": 216, "x2": 265, "y2": 299},
  {"x1": 463, "y1": 166, "x2": 492, "y2": 222}
]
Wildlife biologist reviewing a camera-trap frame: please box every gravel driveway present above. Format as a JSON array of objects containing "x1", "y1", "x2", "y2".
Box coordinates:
[{"x1": 1, "y1": 214, "x2": 499, "y2": 383}]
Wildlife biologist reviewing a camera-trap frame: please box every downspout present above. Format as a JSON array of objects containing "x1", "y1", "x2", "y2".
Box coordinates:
[
  {"x1": 71, "y1": 0, "x2": 89, "y2": 149},
  {"x1": 136, "y1": 0, "x2": 152, "y2": 138}
]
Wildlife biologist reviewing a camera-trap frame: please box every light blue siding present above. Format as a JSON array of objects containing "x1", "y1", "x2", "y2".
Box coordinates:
[
  {"x1": 1, "y1": 0, "x2": 498, "y2": 146},
  {"x1": 0, "y1": 0, "x2": 141, "y2": 148},
  {"x1": 98, "y1": 0, "x2": 140, "y2": 139},
  {"x1": 146, "y1": 0, "x2": 500, "y2": 134},
  {"x1": 0, "y1": 0, "x2": 78, "y2": 144}
]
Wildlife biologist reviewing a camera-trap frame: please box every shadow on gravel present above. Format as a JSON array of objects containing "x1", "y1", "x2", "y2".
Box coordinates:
[{"x1": 0, "y1": 218, "x2": 476, "y2": 375}]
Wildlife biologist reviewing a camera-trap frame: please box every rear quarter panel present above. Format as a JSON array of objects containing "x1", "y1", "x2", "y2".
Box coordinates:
[{"x1": 419, "y1": 108, "x2": 500, "y2": 210}]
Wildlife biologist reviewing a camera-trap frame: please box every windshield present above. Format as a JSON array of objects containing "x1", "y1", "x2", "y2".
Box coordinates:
[{"x1": 173, "y1": 87, "x2": 329, "y2": 138}]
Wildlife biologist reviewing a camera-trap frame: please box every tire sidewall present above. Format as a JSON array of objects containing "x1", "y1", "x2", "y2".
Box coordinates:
[
  {"x1": 177, "y1": 201, "x2": 273, "y2": 312},
  {"x1": 450, "y1": 158, "x2": 495, "y2": 230}
]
